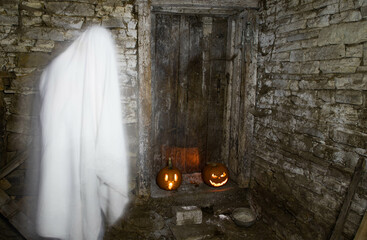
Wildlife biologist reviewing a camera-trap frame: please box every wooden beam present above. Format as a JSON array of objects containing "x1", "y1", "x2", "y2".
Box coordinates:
[
  {"x1": 355, "y1": 211, "x2": 367, "y2": 240},
  {"x1": 151, "y1": 0, "x2": 259, "y2": 9},
  {"x1": 0, "y1": 189, "x2": 37, "y2": 239},
  {"x1": 136, "y1": 0, "x2": 152, "y2": 197},
  {"x1": 152, "y1": 6, "x2": 244, "y2": 15},
  {"x1": 329, "y1": 157, "x2": 365, "y2": 240},
  {"x1": 0, "y1": 150, "x2": 28, "y2": 180}
]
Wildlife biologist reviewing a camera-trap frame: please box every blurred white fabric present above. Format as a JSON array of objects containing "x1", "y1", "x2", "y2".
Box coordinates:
[{"x1": 37, "y1": 26, "x2": 129, "y2": 240}]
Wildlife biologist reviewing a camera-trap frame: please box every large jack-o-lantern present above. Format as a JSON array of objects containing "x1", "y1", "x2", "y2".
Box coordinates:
[
  {"x1": 157, "y1": 158, "x2": 182, "y2": 191},
  {"x1": 202, "y1": 162, "x2": 229, "y2": 187}
]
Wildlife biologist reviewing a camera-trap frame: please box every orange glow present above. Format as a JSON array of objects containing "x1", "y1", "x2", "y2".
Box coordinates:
[
  {"x1": 168, "y1": 182, "x2": 173, "y2": 190},
  {"x1": 165, "y1": 174, "x2": 168, "y2": 181},
  {"x1": 162, "y1": 146, "x2": 200, "y2": 173},
  {"x1": 209, "y1": 178, "x2": 228, "y2": 187}
]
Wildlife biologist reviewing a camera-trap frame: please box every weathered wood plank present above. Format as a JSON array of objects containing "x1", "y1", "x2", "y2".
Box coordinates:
[
  {"x1": 0, "y1": 189, "x2": 38, "y2": 239},
  {"x1": 186, "y1": 16, "x2": 204, "y2": 173},
  {"x1": 176, "y1": 14, "x2": 189, "y2": 152},
  {"x1": 0, "y1": 150, "x2": 28, "y2": 180},
  {"x1": 206, "y1": 17, "x2": 227, "y2": 164},
  {"x1": 137, "y1": 0, "x2": 152, "y2": 197},
  {"x1": 152, "y1": 6, "x2": 244, "y2": 16},
  {"x1": 222, "y1": 17, "x2": 236, "y2": 168},
  {"x1": 329, "y1": 157, "x2": 365, "y2": 240},
  {"x1": 168, "y1": 14, "x2": 181, "y2": 171},
  {"x1": 228, "y1": 12, "x2": 245, "y2": 177},
  {"x1": 153, "y1": 14, "x2": 173, "y2": 173},
  {"x1": 355, "y1": 211, "x2": 367, "y2": 240},
  {"x1": 238, "y1": 9, "x2": 258, "y2": 187},
  {"x1": 151, "y1": 0, "x2": 259, "y2": 9}
]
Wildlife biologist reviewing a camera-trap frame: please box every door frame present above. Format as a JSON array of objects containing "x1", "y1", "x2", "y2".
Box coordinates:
[{"x1": 136, "y1": 0, "x2": 258, "y2": 197}]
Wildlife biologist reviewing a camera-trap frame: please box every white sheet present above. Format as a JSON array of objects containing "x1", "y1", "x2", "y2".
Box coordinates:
[{"x1": 37, "y1": 26, "x2": 129, "y2": 240}]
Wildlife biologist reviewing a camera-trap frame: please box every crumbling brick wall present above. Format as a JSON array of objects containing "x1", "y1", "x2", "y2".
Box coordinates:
[
  {"x1": 252, "y1": 0, "x2": 367, "y2": 239},
  {"x1": 0, "y1": 0, "x2": 138, "y2": 190}
]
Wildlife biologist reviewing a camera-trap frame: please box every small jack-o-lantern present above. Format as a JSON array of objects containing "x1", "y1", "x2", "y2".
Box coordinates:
[
  {"x1": 157, "y1": 158, "x2": 182, "y2": 191},
  {"x1": 202, "y1": 162, "x2": 229, "y2": 187}
]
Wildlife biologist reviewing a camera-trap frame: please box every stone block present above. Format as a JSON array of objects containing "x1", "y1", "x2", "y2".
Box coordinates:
[
  {"x1": 318, "y1": 21, "x2": 367, "y2": 46},
  {"x1": 31, "y1": 40, "x2": 55, "y2": 52},
  {"x1": 0, "y1": 15, "x2": 18, "y2": 26},
  {"x1": 102, "y1": 17, "x2": 125, "y2": 28},
  {"x1": 346, "y1": 44, "x2": 363, "y2": 57},
  {"x1": 18, "y1": 52, "x2": 52, "y2": 68},
  {"x1": 9, "y1": 93, "x2": 36, "y2": 116},
  {"x1": 21, "y1": 1, "x2": 43, "y2": 9},
  {"x1": 300, "y1": 61, "x2": 320, "y2": 74},
  {"x1": 307, "y1": 15, "x2": 329, "y2": 28},
  {"x1": 318, "y1": 3, "x2": 339, "y2": 16},
  {"x1": 362, "y1": 6, "x2": 367, "y2": 18},
  {"x1": 278, "y1": 20, "x2": 307, "y2": 33},
  {"x1": 331, "y1": 128, "x2": 367, "y2": 149},
  {"x1": 335, "y1": 90, "x2": 363, "y2": 105},
  {"x1": 46, "y1": 2, "x2": 94, "y2": 17},
  {"x1": 7, "y1": 133, "x2": 32, "y2": 152},
  {"x1": 330, "y1": 10, "x2": 362, "y2": 24},
  {"x1": 0, "y1": 2, "x2": 19, "y2": 16},
  {"x1": 335, "y1": 74, "x2": 367, "y2": 90},
  {"x1": 172, "y1": 206, "x2": 202, "y2": 226},
  {"x1": 21, "y1": 16, "x2": 42, "y2": 26},
  {"x1": 6, "y1": 115, "x2": 32, "y2": 134},
  {"x1": 23, "y1": 27, "x2": 65, "y2": 41},
  {"x1": 49, "y1": 16, "x2": 84, "y2": 30},
  {"x1": 319, "y1": 58, "x2": 360, "y2": 73}
]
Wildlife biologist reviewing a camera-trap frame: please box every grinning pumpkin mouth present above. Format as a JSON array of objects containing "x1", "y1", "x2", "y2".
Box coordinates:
[{"x1": 209, "y1": 178, "x2": 228, "y2": 187}]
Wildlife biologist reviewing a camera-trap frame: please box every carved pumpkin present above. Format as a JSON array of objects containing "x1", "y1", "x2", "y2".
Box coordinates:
[
  {"x1": 202, "y1": 162, "x2": 229, "y2": 187},
  {"x1": 157, "y1": 158, "x2": 182, "y2": 191}
]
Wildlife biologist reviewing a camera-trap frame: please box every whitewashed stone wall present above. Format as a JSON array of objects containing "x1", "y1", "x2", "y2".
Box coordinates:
[
  {"x1": 0, "y1": 0, "x2": 138, "y2": 189},
  {"x1": 252, "y1": 0, "x2": 367, "y2": 239}
]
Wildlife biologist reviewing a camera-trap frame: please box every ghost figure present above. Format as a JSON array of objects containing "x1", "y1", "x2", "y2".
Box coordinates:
[{"x1": 37, "y1": 26, "x2": 129, "y2": 240}]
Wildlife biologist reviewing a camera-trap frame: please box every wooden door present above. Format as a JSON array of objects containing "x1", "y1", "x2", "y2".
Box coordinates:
[{"x1": 151, "y1": 14, "x2": 228, "y2": 174}]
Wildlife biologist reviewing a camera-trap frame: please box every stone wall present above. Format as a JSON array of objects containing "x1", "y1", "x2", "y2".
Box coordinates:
[
  {"x1": 252, "y1": 0, "x2": 367, "y2": 239},
  {"x1": 0, "y1": 0, "x2": 138, "y2": 189}
]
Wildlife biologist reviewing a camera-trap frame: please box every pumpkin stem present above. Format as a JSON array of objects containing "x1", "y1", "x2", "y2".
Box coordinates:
[{"x1": 168, "y1": 157, "x2": 173, "y2": 169}]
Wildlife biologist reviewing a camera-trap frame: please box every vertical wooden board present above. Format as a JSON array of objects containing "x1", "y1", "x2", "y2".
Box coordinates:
[
  {"x1": 167, "y1": 14, "x2": 181, "y2": 171},
  {"x1": 186, "y1": 16, "x2": 205, "y2": 173},
  {"x1": 206, "y1": 17, "x2": 228, "y2": 164},
  {"x1": 176, "y1": 15, "x2": 190, "y2": 171},
  {"x1": 240, "y1": 10, "x2": 258, "y2": 187},
  {"x1": 201, "y1": 16, "x2": 212, "y2": 169},
  {"x1": 222, "y1": 17, "x2": 236, "y2": 168},
  {"x1": 237, "y1": 12, "x2": 250, "y2": 186},
  {"x1": 355, "y1": 211, "x2": 367, "y2": 240},
  {"x1": 153, "y1": 14, "x2": 177, "y2": 173},
  {"x1": 228, "y1": 13, "x2": 244, "y2": 177}
]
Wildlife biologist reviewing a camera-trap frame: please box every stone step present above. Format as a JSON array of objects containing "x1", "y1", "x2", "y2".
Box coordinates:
[{"x1": 151, "y1": 179, "x2": 248, "y2": 207}]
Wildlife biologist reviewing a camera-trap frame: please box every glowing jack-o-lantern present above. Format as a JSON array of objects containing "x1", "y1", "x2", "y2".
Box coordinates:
[
  {"x1": 202, "y1": 162, "x2": 229, "y2": 187},
  {"x1": 157, "y1": 158, "x2": 182, "y2": 191}
]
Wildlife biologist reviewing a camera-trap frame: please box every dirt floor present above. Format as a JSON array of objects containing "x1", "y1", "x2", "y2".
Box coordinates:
[
  {"x1": 104, "y1": 181, "x2": 277, "y2": 240},
  {"x1": 0, "y1": 181, "x2": 277, "y2": 239}
]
